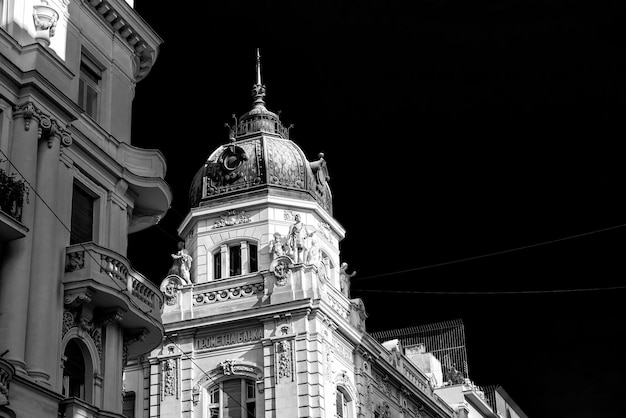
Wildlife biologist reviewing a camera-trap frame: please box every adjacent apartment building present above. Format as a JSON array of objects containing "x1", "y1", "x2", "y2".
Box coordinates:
[{"x1": 0, "y1": 1, "x2": 170, "y2": 417}]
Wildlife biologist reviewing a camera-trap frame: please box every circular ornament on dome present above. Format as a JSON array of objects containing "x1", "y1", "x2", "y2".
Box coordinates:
[{"x1": 219, "y1": 145, "x2": 248, "y2": 173}]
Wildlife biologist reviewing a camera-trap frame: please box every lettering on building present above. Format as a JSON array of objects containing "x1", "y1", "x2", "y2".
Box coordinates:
[{"x1": 196, "y1": 328, "x2": 263, "y2": 350}]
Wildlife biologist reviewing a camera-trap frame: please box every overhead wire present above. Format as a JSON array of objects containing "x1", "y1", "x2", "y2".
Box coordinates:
[{"x1": 350, "y1": 223, "x2": 626, "y2": 283}]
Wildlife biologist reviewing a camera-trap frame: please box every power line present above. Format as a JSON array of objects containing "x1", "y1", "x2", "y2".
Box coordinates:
[
  {"x1": 350, "y1": 223, "x2": 626, "y2": 283},
  {"x1": 351, "y1": 285, "x2": 626, "y2": 295}
]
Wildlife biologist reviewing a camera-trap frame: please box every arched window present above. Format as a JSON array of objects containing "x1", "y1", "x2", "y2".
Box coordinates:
[
  {"x1": 63, "y1": 340, "x2": 86, "y2": 400},
  {"x1": 208, "y1": 379, "x2": 256, "y2": 418},
  {"x1": 213, "y1": 241, "x2": 258, "y2": 280},
  {"x1": 335, "y1": 387, "x2": 352, "y2": 418}
]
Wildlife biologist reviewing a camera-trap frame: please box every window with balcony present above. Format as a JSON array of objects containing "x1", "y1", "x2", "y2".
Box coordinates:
[
  {"x1": 70, "y1": 182, "x2": 95, "y2": 245},
  {"x1": 208, "y1": 379, "x2": 256, "y2": 418},
  {"x1": 78, "y1": 55, "x2": 102, "y2": 120},
  {"x1": 213, "y1": 241, "x2": 258, "y2": 280}
]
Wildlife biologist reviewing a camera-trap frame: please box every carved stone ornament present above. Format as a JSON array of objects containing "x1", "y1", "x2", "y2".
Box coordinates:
[
  {"x1": 275, "y1": 339, "x2": 293, "y2": 383},
  {"x1": 0, "y1": 358, "x2": 15, "y2": 407},
  {"x1": 65, "y1": 251, "x2": 85, "y2": 272},
  {"x1": 212, "y1": 209, "x2": 251, "y2": 229},
  {"x1": 63, "y1": 289, "x2": 94, "y2": 308},
  {"x1": 62, "y1": 310, "x2": 75, "y2": 337},
  {"x1": 220, "y1": 359, "x2": 237, "y2": 376},
  {"x1": 160, "y1": 275, "x2": 185, "y2": 306},
  {"x1": 33, "y1": 0, "x2": 59, "y2": 44},
  {"x1": 14, "y1": 102, "x2": 73, "y2": 148},
  {"x1": 269, "y1": 255, "x2": 292, "y2": 286},
  {"x1": 162, "y1": 358, "x2": 178, "y2": 399}
]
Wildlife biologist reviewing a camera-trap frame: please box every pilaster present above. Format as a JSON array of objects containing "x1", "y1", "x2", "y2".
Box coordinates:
[
  {"x1": 103, "y1": 320, "x2": 125, "y2": 414},
  {"x1": 25, "y1": 116, "x2": 69, "y2": 384},
  {"x1": 0, "y1": 102, "x2": 41, "y2": 375}
]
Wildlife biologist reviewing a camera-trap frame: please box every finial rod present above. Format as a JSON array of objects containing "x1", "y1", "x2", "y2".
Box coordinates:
[{"x1": 256, "y1": 48, "x2": 262, "y2": 86}]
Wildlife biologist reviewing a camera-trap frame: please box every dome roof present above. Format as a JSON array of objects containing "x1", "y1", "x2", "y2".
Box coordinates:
[
  {"x1": 189, "y1": 91, "x2": 332, "y2": 213},
  {"x1": 189, "y1": 50, "x2": 332, "y2": 213}
]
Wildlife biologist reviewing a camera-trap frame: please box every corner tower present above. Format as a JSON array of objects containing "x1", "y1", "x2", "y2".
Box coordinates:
[
  {"x1": 183, "y1": 49, "x2": 341, "y2": 287},
  {"x1": 124, "y1": 50, "x2": 455, "y2": 418}
]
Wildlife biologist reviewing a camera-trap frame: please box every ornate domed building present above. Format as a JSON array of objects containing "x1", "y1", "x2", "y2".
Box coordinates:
[
  {"x1": 123, "y1": 51, "x2": 455, "y2": 418},
  {"x1": 188, "y1": 66, "x2": 332, "y2": 214}
]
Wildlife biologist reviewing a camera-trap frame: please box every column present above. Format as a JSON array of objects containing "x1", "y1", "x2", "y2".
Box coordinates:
[
  {"x1": 241, "y1": 240, "x2": 249, "y2": 275},
  {"x1": 0, "y1": 102, "x2": 40, "y2": 375},
  {"x1": 220, "y1": 244, "x2": 228, "y2": 279},
  {"x1": 25, "y1": 120, "x2": 63, "y2": 384}
]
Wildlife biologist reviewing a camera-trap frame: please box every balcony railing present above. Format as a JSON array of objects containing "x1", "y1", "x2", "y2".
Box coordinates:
[{"x1": 64, "y1": 242, "x2": 163, "y2": 317}]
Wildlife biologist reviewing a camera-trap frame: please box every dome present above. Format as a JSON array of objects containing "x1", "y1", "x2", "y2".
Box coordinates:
[{"x1": 189, "y1": 92, "x2": 332, "y2": 214}]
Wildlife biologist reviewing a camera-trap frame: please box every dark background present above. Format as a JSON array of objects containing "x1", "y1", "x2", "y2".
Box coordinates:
[{"x1": 128, "y1": 1, "x2": 625, "y2": 417}]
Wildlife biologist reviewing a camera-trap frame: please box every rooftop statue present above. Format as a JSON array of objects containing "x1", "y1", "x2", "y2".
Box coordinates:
[
  {"x1": 168, "y1": 241, "x2": 193, "y2": 284},
  {"x1": 287, "y1": 214, "x2": 315, "y2": 264}
]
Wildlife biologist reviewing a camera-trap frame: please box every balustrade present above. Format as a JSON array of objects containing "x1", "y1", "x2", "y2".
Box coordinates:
[{"x1": 64, "y1": 243, "x2": 162, "y2": 314}]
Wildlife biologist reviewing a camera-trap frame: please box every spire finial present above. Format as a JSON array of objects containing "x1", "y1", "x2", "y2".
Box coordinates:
[
  {"x1": 252, "y1": 48, "x2": 266, "y2": 107},
  {"x1": 256, "y1": 48, "x2": 262, "y2": 86}
]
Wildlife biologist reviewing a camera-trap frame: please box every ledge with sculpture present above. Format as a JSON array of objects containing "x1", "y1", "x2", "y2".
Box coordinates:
[{"x1": 64, "y1": 242, "x2": 164, "y2": 357}]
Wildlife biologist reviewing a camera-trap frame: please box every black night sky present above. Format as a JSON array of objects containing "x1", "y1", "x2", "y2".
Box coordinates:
[{"x1": 128, "y1": 1, "x2": 625, "y2": 417}]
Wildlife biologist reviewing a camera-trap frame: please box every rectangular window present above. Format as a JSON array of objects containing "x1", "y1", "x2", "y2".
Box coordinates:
[
  {"x1": 336, "y1": 391, "x2": 344, "y2": 417},
  {"x1": 230, "y1": 245, "x2": 242, "y2": 276},
  {"x1": 245, "y1": 381, "x2": 256, "y2": 418},
  {"x1": 223, "y1": 380, "x2": 242, "y2": 418},
  {"x1": 122, "y1": 392, "x2": 136, "y2": 418},
  {"x1": 249, "y1": 243, "x2": 258, "y2": 273},
  {"x1": 70, "y1": 183, "x2": 94, "y2": 244},
  {"x1": 78, "y1": 55, "x2": 102, "y2": 120},
  {"x1": 214, "y1": 252, "x2": 222, "y2": 280}
]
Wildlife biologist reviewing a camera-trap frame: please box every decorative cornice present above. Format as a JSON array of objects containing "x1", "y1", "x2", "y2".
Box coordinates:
[{"x1": 85, "y1": 0, "x2": 161, "y2": 82}]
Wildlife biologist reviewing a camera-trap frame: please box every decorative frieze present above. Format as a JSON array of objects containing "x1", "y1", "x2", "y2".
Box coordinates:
[
  {"x1": 212, "y1": 209, "x2": 251, "y2": 229},
  {"x1": 326, "y1": 294, "x2": 350, "y2": 320},
  {"x1": 334, "y1": 339, "x2": 353, "y2": 363},
  {"x1": 193, "y1": 282, "x2": 264, "y2": 306}
]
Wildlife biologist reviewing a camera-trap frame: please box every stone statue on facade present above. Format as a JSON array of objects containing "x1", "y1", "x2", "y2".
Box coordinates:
[
  {"x1": 287, "y1": 214, "x2": 315, "y2": 264},
  {"x1": 269, "y1": 232, "x2": 288, "y2": 259},
  {"x1": 168, "y1": 241, "x2": 193, "y2": 284},
  {"x1": 339, "y1": 262, "x2": 356, "y2": 297},
  {"x1": 306, "y1": 237, "x2": 321, "y2": 265}
]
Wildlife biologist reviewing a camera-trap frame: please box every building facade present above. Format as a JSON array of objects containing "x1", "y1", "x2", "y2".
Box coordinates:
[
  {"x1": 371, "y1": 323, "x2": 529, "y2": 418},
  {"x1": 0, "y1": 1, "x2": 170, "y2": 417},
  {"x1": 123, "y1": 54, "x2": 456, "y2": 418}
]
